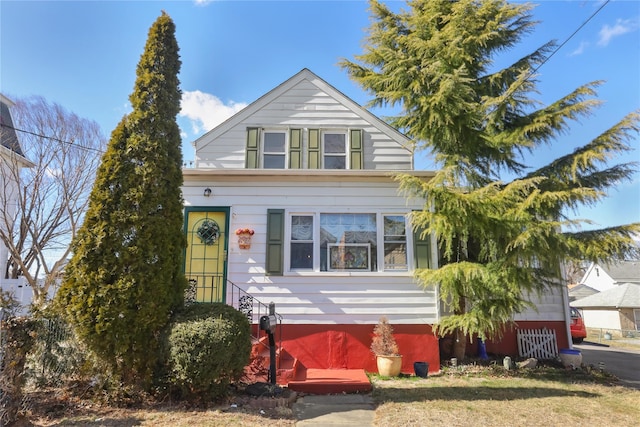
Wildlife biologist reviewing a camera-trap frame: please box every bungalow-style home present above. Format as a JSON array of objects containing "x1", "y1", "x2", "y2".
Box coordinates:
[
  {"x1": 0, "y1": 94, "x2": 34, "y2": 312},
  {"x1": 571, "y1": 283, "x2": 640, "y2": 334},
  {"x1": 180, "y1": 69, "x2": 572, "y2": 382},
  {"x1": 579, "y1": 260, "x2": 640, "y2": 292}
]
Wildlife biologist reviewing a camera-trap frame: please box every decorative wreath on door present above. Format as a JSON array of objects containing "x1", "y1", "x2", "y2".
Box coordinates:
[{"x1": 196, "y1": 219, "x2": 220, "y2": 245}]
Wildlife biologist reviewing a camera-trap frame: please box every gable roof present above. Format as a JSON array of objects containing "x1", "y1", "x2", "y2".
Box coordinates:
[
  {"x1": 571, "y1": 282, "x2": 640, "y2": 309},
  {"x1": 580, "y1": 260, "x2": 640, "y2": 285},
  {"x1": 0, "y1": 94, "x2": 26, "y2": 157},
  {"x1": 568, "y1": 284, "x2": 599, "y2": 302},
  {"x1": 603, "y1": 261, "x2": 640, "y2": 284},
  {"x1": 193, "y1": 68, "x2": 412, "y2": 152}
]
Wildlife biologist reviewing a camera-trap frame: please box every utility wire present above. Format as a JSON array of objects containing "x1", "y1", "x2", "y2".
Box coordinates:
[
  {"x1": 1, "y1": 1, "x2": 610, "y2": 158},
  {"x1": 525, "y1": 0, "x2": 610, "y2": 81},
  {"x1": 1, "y1": 122, "x2": 105, "y2": 155}
]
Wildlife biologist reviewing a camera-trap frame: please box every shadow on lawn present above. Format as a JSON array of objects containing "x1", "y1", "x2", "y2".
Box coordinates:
[
  {"x1": 13, "y1": 415, "x2": 145, "y2": 427},
  {"x1": 372, "y1": 385, "x2": 599, "y2": 402}
]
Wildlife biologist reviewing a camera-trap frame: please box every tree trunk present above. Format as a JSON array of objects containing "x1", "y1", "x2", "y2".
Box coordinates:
[{"x1": 452, "y1": 328, "x2": 467, "y2": 362}]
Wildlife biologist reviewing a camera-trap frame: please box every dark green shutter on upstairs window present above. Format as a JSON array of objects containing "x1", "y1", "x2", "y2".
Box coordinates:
[
  {"x1": 266, "y1": 209, "x2": 285, "y2": 276},
  {"x1": 349, "y1": 129, "x2": 363, "y2": 170},
  {"x1": 413, "y1": 224, "x2": 432, "y2": 269},
  {"x1": 246, "y1": 127, "x2": 260, "y2": 169},
  {"x1": 308, "y1": 129, "x2": 320, "y2": 169},
  {"x1": 289, "y1": 129, "x2": 302, "y2": 169}
]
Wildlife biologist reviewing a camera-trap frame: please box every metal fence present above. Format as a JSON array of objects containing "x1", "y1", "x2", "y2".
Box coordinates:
[{"x1": 586, "y1": 327, "x2": 640, "y2": 345}]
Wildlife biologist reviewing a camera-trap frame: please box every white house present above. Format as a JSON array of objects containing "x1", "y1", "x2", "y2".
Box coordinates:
[
  {"x1": 572, "y1": 283, "x2": 640, "y2": 333},
  {"x1": 579, "y1": 261, "x2": 640, "y2": 292},
  {"x1": 180, "y1": 69, "x2": 571, "y2": 375},
  {"x1": 0, "y1": 94, "x2": 34, "y2": 312}
]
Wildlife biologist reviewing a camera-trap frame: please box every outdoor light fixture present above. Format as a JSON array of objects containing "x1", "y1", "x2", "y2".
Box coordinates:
[{"x1": 203, "y1": 187, "x2": 212, "y2": 197}]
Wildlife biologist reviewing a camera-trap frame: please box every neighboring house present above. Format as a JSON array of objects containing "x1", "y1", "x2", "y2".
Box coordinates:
[
  {"x1": 0, "y1": 94, "x2": 34, "y2": 311},
  {"x1": 180, "y1": 69, "x2": 571, "y2": 374},
  {"x1": 568, "y1": 283, "x2": 599, "y2": 302},
  {"x1": 571, "y1": 283, "x2": 640, "y2": 333},
  {"x1": 579, "y1": 261, "x2": 640, "y2": 292}
]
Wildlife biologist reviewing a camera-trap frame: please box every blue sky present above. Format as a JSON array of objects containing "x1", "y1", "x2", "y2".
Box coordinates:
[{"x1": 1, "y1": 0, "x2": 639, "y2": 230}]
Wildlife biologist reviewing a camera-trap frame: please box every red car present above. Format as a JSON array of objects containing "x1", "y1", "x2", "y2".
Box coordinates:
[{"x1": 570, "y1": 307, "x2": 587, "y2": 344}]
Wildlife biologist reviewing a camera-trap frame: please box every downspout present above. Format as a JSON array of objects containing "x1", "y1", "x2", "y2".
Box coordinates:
[{"x1": 559, "y1": 261, "x2": 573, "y2": 350}]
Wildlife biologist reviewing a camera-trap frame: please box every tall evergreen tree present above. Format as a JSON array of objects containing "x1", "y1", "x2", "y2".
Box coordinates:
[
  {"x1": 342, "y1": 0, "x2": 639, "y2": 359},
  {"x1": 57, "y1": 12, "x2": 187, "y2": 386}
]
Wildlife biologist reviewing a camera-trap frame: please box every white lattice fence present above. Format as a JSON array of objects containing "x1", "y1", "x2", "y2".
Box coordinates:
[{"x1": 517, "y1": 328, "x2": 558, "y2": 359}]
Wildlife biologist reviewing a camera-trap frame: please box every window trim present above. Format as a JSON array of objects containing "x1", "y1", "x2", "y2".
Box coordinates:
[
  {"x1": 261, "y1": 129, "x2": 288, "y2": 169},
  {"x1": 321, "y1": 131, "x2": 348, "y2": 170}
]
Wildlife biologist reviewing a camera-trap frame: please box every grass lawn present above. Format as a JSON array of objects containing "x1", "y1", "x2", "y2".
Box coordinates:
[
  {"x1": 17, "y1": 363, "x2": 640, "y2": 426},
  {"x1": 371, "y1": 364, "x2": 640, "y2": 427}
]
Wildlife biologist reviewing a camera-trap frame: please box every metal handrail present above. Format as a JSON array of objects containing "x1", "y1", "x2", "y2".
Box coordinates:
[
  {"x1": 184, "y1": 275, "x2": 283, "y2": 354},
  {"x1": 226, "y1": 279, "x2": 283, "y2": 351}
]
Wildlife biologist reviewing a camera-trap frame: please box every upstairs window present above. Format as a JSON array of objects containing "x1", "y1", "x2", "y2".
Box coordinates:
[
  {"x1": 263, "y1": 131, "x2": 286, "y2": 169},
  {"x1": 323, "y1": 133, "x2": 346, "y2": 169},
  {"x1": 246, "y1": 128, "x2": 362, "y2": 170}
]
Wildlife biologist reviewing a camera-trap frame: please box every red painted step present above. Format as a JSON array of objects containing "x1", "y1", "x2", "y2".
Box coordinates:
[{"x1": 286, "y1": 368, "x2": 372, "y2": 394}]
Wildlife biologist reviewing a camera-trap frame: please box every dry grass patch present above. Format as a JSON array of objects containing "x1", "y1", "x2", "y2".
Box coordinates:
[
  {"x1": 371, "y1": 365, "x2": 640, "y2": 427},
  {"x1": 17, "y1": 388, "x2": 296, "y2": 426}
]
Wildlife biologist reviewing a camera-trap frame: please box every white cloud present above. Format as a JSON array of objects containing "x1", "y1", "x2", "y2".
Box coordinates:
[
  {"x1": 597, "y1": 18, "x2": 638, "y2": 47},
  {"x1": 569, "y1": 41, "x2": 589, "y2": 56},
  {"x1": 179, "y1": 90, "x2": 247, "y2": 135}
]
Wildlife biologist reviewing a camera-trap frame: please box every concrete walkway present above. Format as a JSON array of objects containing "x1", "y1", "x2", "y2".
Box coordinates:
[{"x1": 292, "y1": 394, "x2": 375, "y2": 426}]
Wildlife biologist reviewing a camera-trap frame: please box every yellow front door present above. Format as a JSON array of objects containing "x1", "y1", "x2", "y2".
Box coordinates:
[{"x1": 184, "y1": 209, "x2": 228, "y2": 302}]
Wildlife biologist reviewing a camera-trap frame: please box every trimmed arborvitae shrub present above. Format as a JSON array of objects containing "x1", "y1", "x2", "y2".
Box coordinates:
[
  {"x1": 56, "y1": 12, "x2": 186, "y2": 389},
  {"x1": 165, "y1": 303, "x2": 251, "y2": 401}
]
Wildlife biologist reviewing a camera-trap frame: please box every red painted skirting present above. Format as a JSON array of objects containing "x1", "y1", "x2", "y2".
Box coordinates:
[
  {"x1": 484, "y1": 321, "x2": 570, "y2": 356},
  {"x1": 257, "y1": 321, "x2": 569, "y2": 375},
  {"x1": 269, "y1": 323, "x2": 440, "y2": 374}
]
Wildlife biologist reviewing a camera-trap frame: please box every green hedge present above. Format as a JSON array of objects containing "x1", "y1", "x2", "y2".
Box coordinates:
[{"x1": 166, "y1": 303, "x2": 251, "y2": 400}]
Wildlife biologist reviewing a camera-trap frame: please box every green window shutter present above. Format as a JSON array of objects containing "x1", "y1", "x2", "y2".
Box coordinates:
[
  {"x1": 289, "y1": 129, "x2": 302, "y2": 169},
  {"x1": 266, "y1": 209, "x2": 285, "y2": 276},
  {"x1": 349, "y1": 129, "x2": 363, "y2": 170},
  {"x1": 246, "y1": 127, "x2": 260, "y2": 169},
  {"x1": 308, "y1": 129, "x2": 320, "y2": 169},
  {"x1": 413, "y1": 224, "x2": 432, "y2": 269}
]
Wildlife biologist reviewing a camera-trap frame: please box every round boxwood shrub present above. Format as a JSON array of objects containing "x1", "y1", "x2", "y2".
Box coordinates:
[{"x1": 167, "y1": 303, "x2": 251, "y2": 400}]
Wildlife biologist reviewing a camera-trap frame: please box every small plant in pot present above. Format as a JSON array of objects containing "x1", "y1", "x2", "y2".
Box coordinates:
[{"x1": 371, "y1": 316, "x2": 402, "y2": 376}]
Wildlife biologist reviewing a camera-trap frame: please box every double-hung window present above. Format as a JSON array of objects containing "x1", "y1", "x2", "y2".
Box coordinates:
[
  {"x1": 383, "y1": 215, "x2": 408, "y2": 270},
  {"x1": 290, "y1": 215, "x2": 314, "y2": 269},
  {"x1": 287, "y1": 212, "x2": 409, "y2": 272},
  {"x1": 263, "y1": 131, "x2": 286, "y2": 169},
  {"x1": 247, "y1": 128, "x2": 361, "y2": 170},
  {"x1": 322, "y1": 133, "x2": 346, "y2": 169}
]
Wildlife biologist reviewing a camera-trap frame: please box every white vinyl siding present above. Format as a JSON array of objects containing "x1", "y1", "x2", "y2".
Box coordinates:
[
  {"x1": 182, "y1": 174, "x2": 436, "y2": 325},
  {"x1": 193, "y1": 77, "x2": 412, "y2": 170}
]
